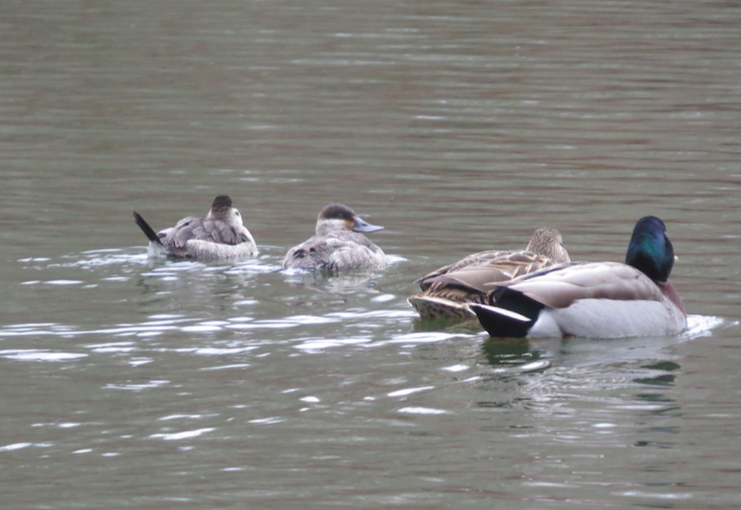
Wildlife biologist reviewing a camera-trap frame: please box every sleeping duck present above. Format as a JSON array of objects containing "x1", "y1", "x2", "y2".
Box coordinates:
[
  {"x1": 282, "y1": 203, "x2": 387, "y2": 271},
  {"x1": 409, "y1": 227, "x2": 570, "y2": 319},
  {"x1": 469, "y1": 216, "x2": 686, "y2": 338},
  {"x1": 133, "y1": 195, "x2": 257, "y2": 261}
]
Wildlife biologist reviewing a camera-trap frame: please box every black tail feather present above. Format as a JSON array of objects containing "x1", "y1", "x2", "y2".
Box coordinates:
[
  {"x1": 469, "y1": 304, "x2": 532, "y2": 338},
  {"x1": 469, "y1": 287, "x2": 545, "y2": 338},
  {"x1": 133, "y1": 211, "x2": 162, "y2": 244}
]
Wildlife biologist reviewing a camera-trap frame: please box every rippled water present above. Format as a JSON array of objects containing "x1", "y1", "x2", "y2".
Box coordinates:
[{"x1": 3, "y1": 0, "x2": 741, "y2": 508}]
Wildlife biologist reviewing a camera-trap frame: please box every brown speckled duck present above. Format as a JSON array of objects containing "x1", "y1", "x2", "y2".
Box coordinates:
[{"x1": 408, "y1": 227, "x2": 570, "y2": 319}]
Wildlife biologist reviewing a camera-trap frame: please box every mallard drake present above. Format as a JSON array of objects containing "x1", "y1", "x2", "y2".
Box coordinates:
[
  {"x1": 408, "y1": 227, "x2": 570, "y2": 319},
  {"x1": 133, "y1": 195, "x2": 257, "y2": 261},
  {"x1": 282, "y1": 203, "x2": 387, "y2": 271},
  {"x1": 469, "y1": 216, "x2": 686, "y2": 338}
]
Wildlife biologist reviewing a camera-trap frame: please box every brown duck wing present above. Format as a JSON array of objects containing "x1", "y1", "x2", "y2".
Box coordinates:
[
  {"x1": 166, "y1": 217, "x2": 246, "y2": 249},
  {"x1": 284, "y1": 232, "x2": 382, "y2": 270},
  {"x1": 417, "y1": 250, "x2": 557, "y2": 291},
  {"x1": 423, "y1": 252, "x2": 560, "y2": 294},
  {"x1": 283, "y1": 233, "x2": 348, "y2": 269},
  {"x1": 430, "y1": 249, "x2": 514, "y2": 273},
  {"x1": 488, "y1": 252, "x2": 561, "y2": 280},
  {"x1": 416, "y1": 250, "x2": 514, "y2": 289},
  {"x1": 408, "y1": 252, "x2": 565, "y2": 319},
  {"x1": 503, "y1": 261, "x2": 664, "y2": 309},
  {"x1": 322, "y1": 232, "x2": 384, "y2": 270},
  {"x1": 162, "y1": 216, "x2": 202, "y2": 252},
  {"x1": 425, "y1": 267, "x2": 514, "y2": 296},
  {"x1": 197, "y1": 218, "x2": 247, "y2": 245},
  {"x1": 284, "y1": 235, "x2": 322, "y2": 268}
]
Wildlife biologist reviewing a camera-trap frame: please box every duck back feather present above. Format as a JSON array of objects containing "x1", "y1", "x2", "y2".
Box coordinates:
[{"x1": 283, "y1": 231, "x2": 387, "y2": 271}]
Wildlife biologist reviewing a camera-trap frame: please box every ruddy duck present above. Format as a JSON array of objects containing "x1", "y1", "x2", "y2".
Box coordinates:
[
  {"x1": 282, "y1": 203, "x2": 387, "y2": 271},
  {"x1": 133, "y1": 195, "x2": 257, "y2": 261}
]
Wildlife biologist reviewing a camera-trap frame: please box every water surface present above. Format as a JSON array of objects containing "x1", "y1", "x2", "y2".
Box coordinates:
[{"x1": 2, "y1": 0, "x2": 741, "y2": 508}]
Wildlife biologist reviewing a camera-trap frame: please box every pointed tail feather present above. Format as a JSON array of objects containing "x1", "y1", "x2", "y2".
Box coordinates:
[{"x1": 132, "y1": 211, "x2": 162, "y2": 244}]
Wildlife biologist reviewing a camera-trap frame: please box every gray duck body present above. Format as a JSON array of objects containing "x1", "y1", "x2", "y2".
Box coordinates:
[
  {"x1": 282, "y1": 203, "x2": 387, "y2": 271},
  {"x1": 133, "y1": 195, "x2": 257, "y2": 261}
]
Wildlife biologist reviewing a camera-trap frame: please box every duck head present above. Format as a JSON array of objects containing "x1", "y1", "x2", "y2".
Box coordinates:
[
  {"x1": 315, "y1": 203, "x2": 384, "y2": 236},
  {"x1": 206, "y1": 195, "x2": 243, "y2": 226},
  {"x1": 525, "y1": 227, "x2": 570, "y2": 263},
  {"x1": 625, "y1": 216, "x2": 675, "y2": 282}
]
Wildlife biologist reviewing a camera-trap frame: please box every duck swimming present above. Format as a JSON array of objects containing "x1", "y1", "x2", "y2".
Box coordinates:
[
  {"x1": 282, "y1": 203, "x2": 387, "y2": 271},
  {"x1": 133, "y1": 195, "x2": 257, "y2": 261},
  {"x1": 409, "y1": 227, "x2": 570, "y2": 319},
  {"x1": 469, "y1": 216, "x2": 686, "y2": 338}
]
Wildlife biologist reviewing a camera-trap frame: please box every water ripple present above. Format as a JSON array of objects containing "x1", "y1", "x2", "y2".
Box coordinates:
[
  {"x1": 295, "y1": 336, "x2": 372, "y2": 352},
  {"x1": 0, "y1": 443, "x2": 32, "y2": 452},
  {"x1": 388, "y1": 386, "x2": 435, "y2": 398},
  {"x1": 398, "y1": 407, "x2": 448, "y2": 415},
  {"x1": 683, "y1": 314, "x2": 726, "y2": 338},
  {"x1": 193, "y1": 347, "x2": 259, "y2": 356},
  {"x1": 150, "y1": 428, "x2": 216, "y2": 441},
  {"x1": 390, "y1": 331, "x2": 469, "y2": 344},
  {"x1": 105, "y1": 380, "x2": 169, "y2": 392},
  {"x1": 199, "y1": 363, "x2": 250, "y2": 371},
  {"x1": 0, "y1": 350, "x2": 87, "y2": 362}
]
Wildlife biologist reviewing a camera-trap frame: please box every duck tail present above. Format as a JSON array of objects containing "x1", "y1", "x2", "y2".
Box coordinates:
[
  {"x1": 468, "y1": 304, "x2": 532, "y2": 338},
  {"x1": 132, "y1": 211, "x2": 162, "y2": 244},
  {"x1": 468, "y1": 287, "x2": 544, "y2": 338}
]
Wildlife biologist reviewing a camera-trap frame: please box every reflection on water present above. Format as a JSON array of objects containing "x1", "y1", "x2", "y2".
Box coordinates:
[
  {"x1": 3, "y1": 0, "x2": 741, "y2": 508},
  {"x1": 482, "y1": 337, "x2": 536, "y2": 365}
]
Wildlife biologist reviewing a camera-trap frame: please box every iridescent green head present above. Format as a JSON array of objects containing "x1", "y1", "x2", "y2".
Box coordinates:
[{"x1": 625, "y1": 216, "x2": 675, "y2": 282}]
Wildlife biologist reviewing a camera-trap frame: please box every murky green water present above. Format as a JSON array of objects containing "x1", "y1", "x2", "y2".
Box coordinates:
[{"x1": 2, "y1": 0, "x2": 740, "y2": 508}]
